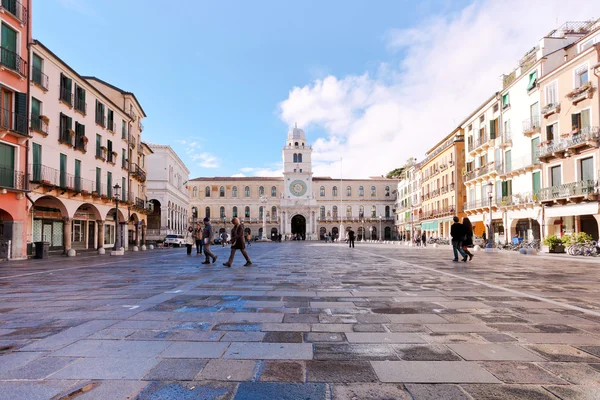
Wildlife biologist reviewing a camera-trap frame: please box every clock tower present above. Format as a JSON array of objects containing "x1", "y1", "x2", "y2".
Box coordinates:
[{"x1": 280, "y1": 125, "x2": 318, "y2": 238}]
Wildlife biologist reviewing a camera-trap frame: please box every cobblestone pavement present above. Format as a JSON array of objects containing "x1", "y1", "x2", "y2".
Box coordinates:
[{"x1": 1, "y1": 242, "x2": 600, "y2": 399}]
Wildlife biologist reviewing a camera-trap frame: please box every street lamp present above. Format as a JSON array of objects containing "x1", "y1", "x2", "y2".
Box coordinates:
[
  {"x1": 486, "y1": 181, "x2": 494, "y2": 249},
  {"x1": 379, "y1": 214, "x2": 382, "y2": 242},
  {"x1": 112, "y1": 183, "x2": 121, "y2": 250},
  {"x1": 260, "y1": 196, "x2": 268, "y2": 240}
]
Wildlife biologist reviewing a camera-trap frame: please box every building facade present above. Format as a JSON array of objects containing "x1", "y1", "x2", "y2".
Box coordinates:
[
  {"x1": 420, "y1": 128, "x2": 465, "y2": 238},
  {"x1": 394, "y1": 159, "x2": 422, "y2": 241},
  {"x1": 145, "y1": 144, "x2": 190, "y2": 240},
  {"x1": 188, "y1": 127, "x2": 396, "y2": 241},
  {"x1": 26, "y1": 41, "x2": 151, "y2": 254},
  {"x1": 537, "y1": 29, "x2": 600, "y2": 240},
  {"x1": 0, "y1": 0, "x2": 30, "y2": 260}
]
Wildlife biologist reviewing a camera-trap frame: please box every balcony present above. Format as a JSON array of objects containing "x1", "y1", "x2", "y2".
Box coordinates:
[
  {"x1": 59, "y1": 87, "x2": 72, "y2": 107},
  {"x1": 499, "y1": 131, "x2": 512, "y2": 149},
  {"x1": 0, "y1": 107, "x2": 28, "y2": 141},
  {"x1": 468, "y1": 133, "x2": 489, "y2": 154},
  {"x1": 541, "y1": 102, "x2": 560, "y2": 118},
  {"x1": 138, "y1": 121, "x2": 144, "y2": 132},
  {"x1": 31, "y1": 67, "x2": 48, "y2": 91},
  {"x1": 420, "y1": 205, "x2": 456, "y2": 220},
  {"x1": 0, "y1": 167, "x2": 26, "y2": 191},
  {"x1": 1, "y1": 0, "x2": 28, "y2": 25},
  {"x1": 95, "y1": 114, "x2": 106, "y2": 128},
  {"x1": 0, "y1": 46, "x2": 26, "y2": 78},
  {"x1": 522, "y1": 116, "x2": 541, "y2": 137},
  {"x1": 30, "y1": 116, "x2": 48, "y2": 136},
  {"x1": 464, "y1": 198, "x2": 499, "y2": 214},
  {"x1": 74, "y1": 97, "x2": 86, "y2": 115},
  {"x1": 566, "y1": 82, "x2": 594, "y2": 105},
  {"x1": 73, "y1": 134, "x2": 87, "y2": 153},
  {"x1": 129, "y1": 162, "x2": 146, "y2": 182},
  {"x1": 463, "y1": 162, "x2": 498, "y2": 183},
  {"x1": 431, "y1": 188, "x2": 440, "y2": 198},
  {"x1": 500, "y1": 153, "x2": 540, "y2": 178},
  {"x1": 95, "y1": 147, "x2": 106, "y2": 161},
  {"x1": 440, "y1": 185, "x2": 448, "y2": 194},
  {"x1": 538, "y1": 127, "x2": 600, "y2": 162},
  {"x1": 58, "y1": 127, "x2": 73, "y2": 147},
  {"x1": 538, "y1": 180, "x2": 598, "y2": 204},
  {"x1": 29, "y1": 164, "x2": 92, "y2": 194},
  {"x1": 128, "y1": 133, "x2": 137, "y2": 148},
  {"x1": 497, "y1": 191, "x2": 538, "y2": 208}
]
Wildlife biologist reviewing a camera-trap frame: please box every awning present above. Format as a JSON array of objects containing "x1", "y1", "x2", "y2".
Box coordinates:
[
  {"x1": 527, "y1": 71, "x2": 537, "y2": 90},
  {"x1": 422, "y1": 221, "x2": 439, "y2": 230}
]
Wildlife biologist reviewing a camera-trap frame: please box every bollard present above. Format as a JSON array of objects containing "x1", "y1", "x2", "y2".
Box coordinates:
[
  {"x1": 67, "y1": 249, "x2": 76, "y2": 257},
  {"x1": 98, "y1": 248, "x2": 106, "y2": 255},
  {"x1": 149, "y1": 244, "x2": 154, "y2": 250},
  {"x1": 141, "y1": 245, "x2": 147, "y2": 251}
]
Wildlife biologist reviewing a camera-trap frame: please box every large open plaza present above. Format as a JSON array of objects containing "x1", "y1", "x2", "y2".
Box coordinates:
[{"x1": 0, "y1": 243, "x2": 599, "y2": 399}]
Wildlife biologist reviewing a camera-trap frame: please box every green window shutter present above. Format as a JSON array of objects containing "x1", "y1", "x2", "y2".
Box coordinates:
[
  {"x1": 0, "y1": 143, "x2": 14, "y2": 187},
  {"x1": 122, "y1": 177, "x2": 126, "y2": 201},
  {"x1": 59, "y1": 153, "x2": 67, "y2": 189},
  {"x1": 527, "y1": 71, "x2": 537, "y2": 90},
  {"x1": 501, "y1": 181, "x2": 508, "y2": 197},
  {"x1": 107, "y1": 172, "x2": 112, "y2": 197},
  {"x1": 32, "y1": 53, "x2": 42, "y2": 70},
  {"x1": 107, "y1": 140, "x2": 112, "y2": 154},
  {"x1": 32, "y1": 143, "x2": 41, "y2": 181},
  {"x1": 1, "y1": 23, "x2": 17, "y2": 52},
  {"x1": 532, "y1": 172, "x2": 541, "y2": 194},
  {"x1": 96, "y1": 167, "x2": 101, "y2": 194},
  {"x1": 74, "y1": 159, "x2": 81, "y2": 191},
  {"x1": 65, "y1": 78, "x2": 72, "y2": 96},
  {"x1": 14, "y1": 92, "x2": 26, "y2": 133},
  {"x1": 489, "y1": 119, "x2": 496, "y2": 139},
  {"x1": 31, "y1": 98, "x2": 40, "y2": 116},
  {"x1": 502, "y1": 94, "x2": 509, "y2": 107}
]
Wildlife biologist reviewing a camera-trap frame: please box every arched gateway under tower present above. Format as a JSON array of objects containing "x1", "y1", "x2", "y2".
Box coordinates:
[{"x1": 291, "y1": 214, "x2": 306, "y2": 238}]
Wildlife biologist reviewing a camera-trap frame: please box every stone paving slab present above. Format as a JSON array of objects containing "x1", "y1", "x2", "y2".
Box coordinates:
[
  {"x1": 160, "y1": 341, "x2": 230, "y2": 358},
  {"x1": 345, "y1": 332, "x2": 426, "y2": 344},
  {"x1": 51, "y1": 339, "x2": 171, "y2": 358},
  {"x1": 0, "y1": 380, "x2": 82, "y2": 400},
  {"x1": 224, "y1": 342, "x2": 313, "y2": 359},
  {"x1": 370, "y1": 361, "x2": 501, "y2": 383},
  {"x1": 447, "y1": 343, "x2": 546, "y2": 361},
  {"x1": 51, "y1": 357, "x2": 160, "y2": 379}
]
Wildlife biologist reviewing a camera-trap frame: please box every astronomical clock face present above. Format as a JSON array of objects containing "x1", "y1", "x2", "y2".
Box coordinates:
[{"x1": 290, "y1": 180, "x2": 307, "y2": 197}]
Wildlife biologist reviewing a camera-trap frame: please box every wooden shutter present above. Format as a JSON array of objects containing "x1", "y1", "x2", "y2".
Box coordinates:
[
  {"x1": 571, "y1": 113, "x2": 580, "y2": 130},
  {"x1": 14, "y1": 92, "x2": 26, "y2": 133},
  {"x1": 489, "y1": 119, "x2": 496, "y2": 139}
]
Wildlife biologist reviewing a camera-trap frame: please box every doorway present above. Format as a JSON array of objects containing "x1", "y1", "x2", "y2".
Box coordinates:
[
  {"x1": 88, "y1": 221, "x2": 95, "y2": 248},
  {"x1": 291, "y1": 214, "x2": 306, "y2": 239}
]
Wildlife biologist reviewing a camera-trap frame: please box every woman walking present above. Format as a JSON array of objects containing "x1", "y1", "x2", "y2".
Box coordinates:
[
  {"x1": 184, "y1": 226, "x2": 195, "y2": 256},
  {"x1": 462, "y1": 217, "x2": 474, "y2": 262}
]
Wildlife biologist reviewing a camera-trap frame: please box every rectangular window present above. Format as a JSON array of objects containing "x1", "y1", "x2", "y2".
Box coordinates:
[
  {"x1": 107, "y1": 109, "x2": 114, "y2": 131},
  {"x1": 59, "y1": 153, "x2": 67, "y2": 189},
  {"x1": 580, "y1": 157, "x2": 594, "y2": 181},
  {"x1": 121, "y1": 177, "x2": 126, "y2": 201},
  {"x1": 531, "y1": 137, "x2": 540, "y2": 163},
  {"x1": 546, "y1": 123, "x2": 556, "y2": 142},
  {"x1": 59, "y1": 73, "x2": 72, "y2": 105},
  {"x1": 572, "y1": 109, "x2": 591, "y2": 134},
  {"x1": 122, "y1": 120, "x2": 126, "y2": 139},
  {"x1": 107, "y1": 172, "x2": 112, "y2": 198},
  {"x1": 96, "y1": 167, "x2": 101, "y2": 195},
  {"x1": 505, "y1": 150, "x2": 511, "y2": 172},
  {"x1": 74, "y1": 159, "x2": 81, "y2": 192},
  {"x1": 532, "y1": 171, "x2": 541, "y2": 195},
  {"x1": 32, "y1": 53, "x2": 44, "y2": 86},
  {"x1": 96, "y1": 134, "x2": 102, "y2": 158},
  {"x1": 501, "y1": 180, "x2": 512, "y2": 197},
  {"x1": 527, "y1": 71, "x2": 537, "y2": 91},
  {"x1": 59, "y1": 113, "x2": 73, "y2": 145},
  {"x1": 489, "y1": 119, "x2": 497, "y2": 139},
  {"x1": 74, "y1": 85, "x2": 86, "y2": 114},
  {"x1": 122, "y1": 149, "x2": 127, "y2": 169},
  {"x1": 32, "y1": 143, "x2": 41, "y2": 182},
  {"x1": 31, "y1": 97, "x2": 43, "y2": 133},
  {"x1": 107, "y1": 140, "x2": 113, "y2": 162},
  {"x1": 530, "y1": 102, "x2": 539, "y2": 122},
  {"x1": 574, "y1": 65, "x2": 589, "y2": 88},
  {"x1": 502, "y1": 93, "x2": 509, "y2": 108},
  {"x1": 95, "y1": 100, "x2": 105, "y2": 127},
  {"x1": 550, "y1": 165, "x2": 561, "y2": 186},
  {"x1": 1, "y1": 23, "x2": 17, "y2": 70},
  {"x1": 545, "y1": 82, "x2": 557, "y2": 105},
  {"x1": 74, "y1": 122, "x2": 85, "y2": 151},
  {"x1": 0, "y1": 142, "x2": 15, "y2": 187}
]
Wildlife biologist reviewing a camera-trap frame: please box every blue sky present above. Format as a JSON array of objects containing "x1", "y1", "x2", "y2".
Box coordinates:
[{"x1": 35, "y1": 0, "x2": 600, "y2": 179}]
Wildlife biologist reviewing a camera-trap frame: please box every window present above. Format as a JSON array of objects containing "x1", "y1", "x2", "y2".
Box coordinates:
[
  {"x1": 346, "y1": 186, "x2": 351, "y2": 197},
  {"x1": 320, "y1": 206, "x2": 325, "y2": 218},
  {"x1": 59, "y1": 113, "x2": 73, "y2": 145},
  {"x1": 245, "y1": 186, "x2": 250, "y2": 197},
  {"x1": 259, "y1": 186, "x2": 264, "y2": 196},
  {"x1": 505, "y1": 150, "x2": 512, "y2": 172},
  {"x1": 121, "y1": 149, "x2": 127, "y2": 169},
  {"x1": 245, "y1": 206, "x2": 250, "y2": 218},
  {"x1": 320, "y1": 186, "x2": 325, "y2": 196},
  {"x1": 385, "y1": 206, "x2": 390, "y2": 218},
  {"x1": 574, "y1": 65, "x2": 589, "y2": 88},
  {"x1": 59, "y1": 73, "x2": 72, "y2": 105},
  {"x1": 571, "y1": 109, "x2": 591, "y2": 133},
  {"x1": 546, "y1": 123, "x2": 556, "y2": 142},
  {"x1": 527, "y1": 71, "x2": 537, "y2": 91},
  {"x1": 205, "y1": 186, "x2": 210, "y2": 197},
  {"x1": 271, "y1": 206, "x2": 277, "y2": 219},
  {"x1": 121, "y1": 120, "x2": 126, "y2": 139},
  {"x1": 531, "y1": 137, "x2": 540, "y2": 163},
  {"x1": 205, "y1": 207, "x2": 210, "y2": 218},
  {"x1": 95, "y1": 167, "x2": 101, "y2": 194},
  {"x1": 74, "y1": 122, "x2": 85, "y2": 151},
  {"x1": 95, "y1": 134, "x2": 102, "y2": 158},
  {"x1": 95, "y1": 100, "x2": 105, "y2": 127},
  {"x1": 346, "y1": 206, "x2": 352, "y2": 217},
  {"x1": 106, "y1": 140, "x2": 113, "y2": 162},
  {"x1": 293, "y1": 153, "x2": 298, "y2": 163},
  {"x1": 232, "y1": 186, "x2": 238, "y2": 197},
  {"x1": 332, "y1": 186, "x2": 337, "y2": 197},
  {"x1": 271, "y1": 186, "x2": 276, "y2": 197},
  {"x1": 259, "y1": 206, "x2": 263, "y2": 219},
  {"x1": 219, "y1": 186, "x2": 225, "y2": 197},
  {"x1": 32, "y1": 53, "x2": 45, "y2": 88},
  {"x1": 31, "y1": 143, "x2": 41, "y2": 182},
  {"x1": 532, "y1": 171, "x2": 541, "y2": 195},
  {"x1": 74, "y1": 85, "x2": 86, "y2": 114},
  {"x1": 220, "y1": 206, "x2": 225, "y2": 218},
  {"x1": 359, "y1": 186, "x2": 364, "y2": 196},
  {"x1": 107, "y1": 109, "x2": 114, "y2": 131},
  {"x1": 232, "y1": 206, "x2": 238, "y2": 218},
  {"x1": 332, "y1": 206, "x2": 338, "y2": 218},
  {"x1": 359, "y1": 206, "x2": 364, "y2": 218},
  {"x1": 371, "y1": 205, "x2": 376, "y2": 217},
  {"x1": 192, "y1": 186, "x2": 198, "y2": 197},
  {"x1": 30, "y1": 97, "x2": 44, "y2": 133},
  {"x1": 298, "y1": 154, "x2": 302, "y2": 162},
  {"x1": 479, "y1": 115, "x2": 485, "y2": 123},
  {"x1": 122, "y1": 177, "x2": 126, "y2": 201},
  {"x1": 550, "y1": 165, "x2": 561, "y2": 186},
  {"x1": 107, "y1": 171, "x2": 112, "y2": 197},
  {"x1": 371, "y1": 186, "x2": 376, "y2": 196},
  {"x1": 385, "y1": 186, "x2": 390, "y2": 196},
  {"x1": 59, "y1": 153, "x2": 67, "y2": 189},
  {"x1": 489, "y1": 118, "x2": 498, "y2": 139},
  {"x1": 545, "y1": 82, "x2": 557, "y2": 106},
  {"x1": 580, "y1": 157, "x2": 594, "y2": 181}
]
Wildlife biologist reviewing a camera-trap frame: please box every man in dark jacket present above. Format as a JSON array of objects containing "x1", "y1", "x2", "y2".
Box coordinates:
[
  {"x1": 450, "y1": 216, "x2": 468, "y2": 262},
  {"x1": 223, "y1": 217, "x2": 252, "y2": 267},
  {"x1": 348, "y1": 229, "x2": 355, "y2": 248},
  {"x1": 201, "y1": 217, "x2": 217, "y2": 265}
]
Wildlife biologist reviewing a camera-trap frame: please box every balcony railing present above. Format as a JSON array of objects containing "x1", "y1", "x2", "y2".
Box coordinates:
[
  {"x1": 29, "y1": 164, "x2": 89, "y2": 193},
  {"x1": 0, "y1": 167, "x2": 26, "y2": 190},
  {"x1": 0, "y1": 46, "x2": 26, "y2": 77},
  {"x1": 541, "y1": 102, "x2": 560, "y2": 117},
  {"x1": 58, "y1": 128, "x2": 73, "y2": 146},
  {"x1": 74, "y1": 134, "x2": 87, "y2": 152},
  {"x1": 128, "y1": 133, "x2": 137, "y2": 148},
  {"x1": 522, "y1": 115, "x2": 541, "y2": 136},
  {"x1": 95, "y1": 114, "x2": 106, "y2": 128},
  {"x1": 129, "y1": 162, "x2": 146, "y2": 182},
  {"x1": 469, "y1": 133, "x2": 489, "y2": 152},
  {"x1": 59, "y1": 87, "x2": 72, "y2": 106},
  {"x1": 497, "y1": 191, "x2": 538, "y2": 207},
  {"x1": 1, "y1": 0, "x2": 28, "y2": 25},
  {"x1": 74, "y1": 96, "x2": 86, "y2": 115},
  {"x1": 538, "y1": 180, "x2": 597, "y2": 202},
  {"x1": 0, "y1": 107, "x2": 27, "y2": 135},
  {"x1": 30, "y1": 116, "x2": 48, "y2": 136},
  {"x1": 538, "y1": 126, "x2": 600, "y2": 160},
  {"x1": 31, "y1": 67, "x2": 48, "y2": 91},
  {"x1": 464, "y1": 197, "x2": 499, "y2": 211}
]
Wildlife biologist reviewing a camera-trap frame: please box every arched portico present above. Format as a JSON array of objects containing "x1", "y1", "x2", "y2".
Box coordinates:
[
  {"x1": 0, "y1": 208, "x2": 14, "y2": 259},
  {"x1": 71, "y1": 203, "x2": 103, "y2": 250},
  {"x1": 31, "y1": 195, "x2": 70, "y2": 252}
]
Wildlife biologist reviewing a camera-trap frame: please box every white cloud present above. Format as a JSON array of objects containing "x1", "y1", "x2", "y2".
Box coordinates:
[
  {"x1": 192, "y1": 152, "x2": 219, "y2": 169},
  {"x1": 278, "y1": 0, "x2": 600, "y2": 178},
  {"x1": 231, "y1": 173, "x2": 246, "y2": 177},
  {"x1": 237, "y1": 166, "x2": 282, "y2": 177}
]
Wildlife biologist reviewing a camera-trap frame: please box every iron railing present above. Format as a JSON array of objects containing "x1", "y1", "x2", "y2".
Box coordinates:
[
  {"x1": 0, "y1": 167, "x2": 26, "y2": 190},
  {"x1": 537, "y1": 180, "x2": 597, "y2": 202},
  {"x1": 31, "y1": 66, "x2": 48, "y2": 90},
  {"x1": 0, "y1": 46, "x2": 26, "y2": 77},
  {"x1": 0, "y1": 107, "x2": 27, "y2": 135},
  {"x1": 129, "y1": 162, "x2": 146, "y2": 182},
  {"x1": 538, "y1": 127, "x2": 600, "y2": 159},
  {"x1": 522, "y1": 115, "x2": 540, "y2": 134},
  {"x1": 469, "y1": 133, "x2": 489, "y2": 152},
  {"x1": 128, "y1": 133, "x2": 137, "y2": 148},
  {"x1": 497, "y1": 191, "x2": 538, "y2": 207},
  {"x1": 1, "y1": 0, "x2": 27, "y2": 24},
  {"x1": 30, "y1": 115, "x2": 48, "y2": 135},
  {"x1": 59, "y1": 87, "x2": 72, "y2": 106}
]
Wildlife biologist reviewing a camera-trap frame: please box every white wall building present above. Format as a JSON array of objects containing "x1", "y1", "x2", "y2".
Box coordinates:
[{"x1": 145, "y1": 144, "x2": 190, "y2": 240}]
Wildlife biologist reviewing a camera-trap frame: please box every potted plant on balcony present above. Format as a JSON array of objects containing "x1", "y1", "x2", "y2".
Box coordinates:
[
  {"x1": 543, "y1": 235, "x2": 564, "y2": 253},
  {"x1": 39, "y1": 115, "x2": 49, "y2": 124},
  {"x1": 92, "y1": 190, "x2": 100, "y2": 197},
  {"x1": 82, "y1": 135, "x2": 89, "y2": 144}
]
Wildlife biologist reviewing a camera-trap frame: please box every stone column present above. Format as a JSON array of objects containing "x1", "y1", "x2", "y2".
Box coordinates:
[
  {"x1": 142, "y1": 224, "x2": 146, "y2": 244},
  {"x1": 97, "y1": 220, "x2": 104, "y2": 249},
  {"x1": 63, "y1": 217, "x2": 72, "y2": 253},
  {"x1": 135, "y1": 223, "x2": 141, "y2": 247},
  {"x1": 122, "y1": 223, "x2": 128, "y2": 249}
]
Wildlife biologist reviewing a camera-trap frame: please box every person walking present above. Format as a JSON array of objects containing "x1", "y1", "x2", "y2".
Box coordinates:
[
  {"x1": 201, "y1": 217, "x2": 217, "y2": 265},
  {"x1": 246, "y1": 231, "x2": 252, "y2": 247},
  {"x1": 184, "y1": 226, "x2": 195, "y2": 255},
  {"x1": 450, "y1": 216, "x2": 468, "y2": 262},
  {"x1": 220, "y1": 231, "x2": 228, "y2": 247},
  {"x1": 195, "y1": 224, "x2": 203, "y2": 255},
  {"x1": 348, "y1": 229, "x2": 355, "y2": 248},
  {"x1": 223, "y1": 217, "x2": 252, "y2": 267},
  {"x1": 461, "y1": 217, "x2": 474, "y2": 261},
  {"x1": 421, "y1": 232, "x2": 427, "y2": 247}
]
